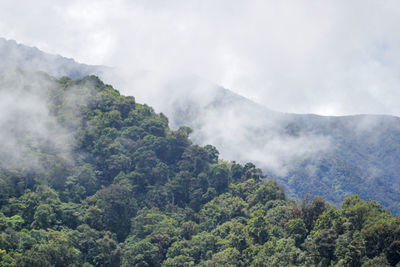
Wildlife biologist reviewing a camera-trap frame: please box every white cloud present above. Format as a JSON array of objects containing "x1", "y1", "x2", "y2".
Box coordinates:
[
  {"x1": 0, "y1": 69, "x2": 73, "y2": 169},
  {"x1": 1, "y1": 0, "x2": 400, "y2": 116}
]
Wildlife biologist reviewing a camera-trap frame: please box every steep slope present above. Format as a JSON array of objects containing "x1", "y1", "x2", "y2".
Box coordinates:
[
  {"x1": 129, "y1": 73, "x2": 400, "y2": 214},
  {"x1": 2, "y1": 37, "x2": 400, "y2": 214},
  {"x1": 281, "y1": 114, "x2": 400, "y2": 212},
  {"x1": 0, "y1": 70, "x2": 399, "y2": 267}
]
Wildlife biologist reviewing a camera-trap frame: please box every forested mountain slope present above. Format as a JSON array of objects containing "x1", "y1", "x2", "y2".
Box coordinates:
[
  {"x1": 2, "y1": 37, "x2": 400, "y2": 215},
  {"x1": 281, "y1": 113, "x2": 400, "y2": 213},
  {"x1": 141, "y1": 74, "x2": 400, "y2": 214},
  {"x1": 0, "y1": 69, "x2": 399, "y2": 266}
]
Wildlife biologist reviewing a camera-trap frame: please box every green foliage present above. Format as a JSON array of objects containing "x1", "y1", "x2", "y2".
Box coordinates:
[
  {"x1": 285, "y1": 218, "x2": 307, "y2": 246},
  {"x1": 1, "y1": 72, "x2": 399, "y2": 266},
  {"x1": 121, "y1": 239, "x2": 160, "y2": 267},
  {"x1": 199, "y1": 193, "x2": 247, "y2": 230}
]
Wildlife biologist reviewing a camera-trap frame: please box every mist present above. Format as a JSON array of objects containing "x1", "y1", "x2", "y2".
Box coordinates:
[
  {"x1": 1, "y1": 1, "x2": 400, "y2": 116},
  {"x1": 0, "y1": 69, "x2": 62, "y2": 170},
  {"x1": 1, "y1": 1, "x2": 400, "y2": 203},
  {"x1": 104, "y1": 70, "x2": 332, "y2": 176},
  {"x1": 0, "y1": 68, "x2": 99, "y2": 172}
]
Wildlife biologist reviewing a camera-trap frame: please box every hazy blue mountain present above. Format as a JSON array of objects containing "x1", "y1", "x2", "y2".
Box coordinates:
[
  {"x1": 126, "y1": 71, "x2": 400, "y2": 213},
  {"x1": 164, "y1": 81, "x2": 400, "y2": 214}
]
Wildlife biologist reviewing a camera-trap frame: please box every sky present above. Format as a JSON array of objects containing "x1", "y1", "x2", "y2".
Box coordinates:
[{"x1": 1, "y1": 0, "x2": 400, "y2": 116}]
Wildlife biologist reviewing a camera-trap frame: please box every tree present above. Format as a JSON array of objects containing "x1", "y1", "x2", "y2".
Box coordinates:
[
  {"x1": 206, "y1": 248, "x2": 242, "y2": 267},
  {"x1": 285, "y1": 218, "x2": 307, "y2": 246},
  {"x1": 248, "y1": 181, "x2": 285, "y2": 207},
  {"x1": 301, "y1": 195, "x2": 327, "y2": 232},
  {"x1": 307, "y1": 228, "x2": 337, "y2": 265},
  {"x1": 363, "y1": 218, "x2": 400, "y2": 266},
  {"x1": 204, "y1": 145, "x2": 219, "y2": 163},
  {"x1": 93, "y1": 184, "x2": 137, "y2": 241},
  {"x1": 181, "y1": 221, "x2": 198, "y2": 240},
  {"x1": 121, "y1": 240, "x2": 160, "y2": 267},
  {"x1": 208, "y1": 164, "x2": 230, "y2": 193},
  {"x1": 31, "y1": 204, "x2": 56, "y2": 229},
  {"x1": 17, "y1": 231, "x2": 81, "y2": 267},
  {"x1": 246, "y1": 211, "x2": 269, "y2": 245}
]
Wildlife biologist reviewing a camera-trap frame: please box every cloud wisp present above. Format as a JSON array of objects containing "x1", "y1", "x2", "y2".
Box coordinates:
[
  {"x1": 113, "y1": 71, "x2": 332, "y2": 176},
  {"x1": 0, "y1": 68, "x2": 98, "y2": 172}
]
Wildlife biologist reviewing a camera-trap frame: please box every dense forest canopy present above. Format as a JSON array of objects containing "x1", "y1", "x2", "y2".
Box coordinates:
[
  {"x1": 0, "y1": 69, "x2": 399, "y2": 266},
  {"x1": 2, "y1": 37, "x2": 400, "y2": 217}
]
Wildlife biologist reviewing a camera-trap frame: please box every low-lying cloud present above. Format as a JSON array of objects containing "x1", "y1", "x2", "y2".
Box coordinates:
[
  {"x1": 0, "y1": 68, "x2": 97, "y2": 171},
  {"x1": 112, "y1": 71, "x2": 332, "y2": 176},
  {"x1": 0, "y1": 69, "x2": 67, "y2": 169},
  {"x1": 1, "y1": 1, "x2": 399, "y2": 180},
  {"x1": 1, "y1": 0, "x2": 400, "y2": 116}
]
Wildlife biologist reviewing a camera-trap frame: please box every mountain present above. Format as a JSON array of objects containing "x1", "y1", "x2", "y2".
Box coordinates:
[
  {"x1": 123, "y1": 72, "x2": 400, "y2": 214},
  {"x1": 0, "y1": 37, "x2": 109, "y2": 78},
  {"x1": 281, "y1": 113, "x2": 400, "y2": 212},
  {"x1": 2, "y1": 37, "x2": 400, "y2": 215},
  {"x1": 0, "y1": 69, "x2": 399, "y2": 266}
]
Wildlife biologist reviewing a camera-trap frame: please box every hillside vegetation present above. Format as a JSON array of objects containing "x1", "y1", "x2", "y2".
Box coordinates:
[
  {"x1": 0, "y1": 71, "x2": 399, "y2": 266},
  {"x1": 159, "y1": 77, "x2": 400, "y2": 215},
  {"x1": 3, "y1": 38, "x2": 400, "y2": 215}
]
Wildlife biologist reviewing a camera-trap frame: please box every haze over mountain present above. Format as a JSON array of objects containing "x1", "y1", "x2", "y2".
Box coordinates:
[
  {"x1": 0, "y1": 37, "x2": 109, "y2": 79},
  {"x1": 128, "y1": 72, "x2": 400, "y2": 214},
  {"x1": 2, "y1": 1, "x2": 400, "y2": 265},
  {"x1": 2, "y1": 66, "x2": 400, "y2": 266},
  {"x1": 2, "y1": 37, "x2": 400, "y2": 214},
  {"x1": 3, "y1": 1, "x2": 400, "y2": 117}
]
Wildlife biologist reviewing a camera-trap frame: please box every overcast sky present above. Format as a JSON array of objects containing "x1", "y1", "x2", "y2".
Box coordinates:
[{"x1": 1, "y1": 0, "x2": 400, "y2": 116}]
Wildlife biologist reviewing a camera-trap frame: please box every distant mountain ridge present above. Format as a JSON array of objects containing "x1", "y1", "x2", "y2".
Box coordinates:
[
  {"x1": 126, "y1": 72, "x2": 400, "y2": 214},
  {"x1": 2, "y1": 37, "x2": 400, "y2": 214},
  {"x1": 0, "y1": 37, "x2": 109, "y2": 78}
]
